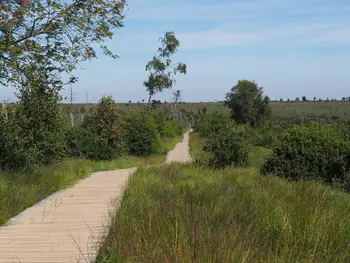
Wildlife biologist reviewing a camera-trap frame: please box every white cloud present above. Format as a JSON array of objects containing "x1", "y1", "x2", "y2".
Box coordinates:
[{"x1": 115, "y1": 0, "x2": 350, "y2": 50}]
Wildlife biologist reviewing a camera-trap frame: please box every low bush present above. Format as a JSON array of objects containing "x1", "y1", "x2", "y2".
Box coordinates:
[
  {"x1": 150, "y1": 108, "x2": 168, "y2": 136},
  {"x1": 261, "y1": 123, "x2": 350, "y2": 190},
  {"x1": 162, "y1": 121, "x2": 182, "y2": 138},
  {"x1": 193, "y1": 111, "x2": 233, "y2": 137},
  {"x1": 125, "y1": 111, "x2": 161, "y2": 156},
  {"x1": 204, "y1": 125, "x2": 249, "y2": 168},
  {"x1": 64, "y1": 126, "x2": 84, "y2": 158}
]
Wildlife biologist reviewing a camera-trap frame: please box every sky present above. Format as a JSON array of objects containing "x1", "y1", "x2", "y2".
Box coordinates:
[{"x1": 1, "y1": 0, "x2": 350, "y2": 103}]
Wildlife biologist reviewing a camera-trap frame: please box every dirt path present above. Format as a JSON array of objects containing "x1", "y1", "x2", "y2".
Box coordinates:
[
  {"x1": 0, "y1": 130, "x2": 192, "y2": 263},
  {"x1": 165, "y1": 129, "x2": 192, "y2": 164}
]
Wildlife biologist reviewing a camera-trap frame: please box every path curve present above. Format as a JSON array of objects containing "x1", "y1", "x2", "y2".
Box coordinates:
[{"x1": 0, "y1": 130, "x2": 192, "y2": 263}]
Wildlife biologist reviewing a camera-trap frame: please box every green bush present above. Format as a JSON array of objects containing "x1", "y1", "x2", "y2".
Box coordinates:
[
  {"x1": 193, "y1": 111, "x2": 233, "y2": 137},
  {"x1": 162, "y1": 121, "x2": 182, "y2": 138},
  {"x1": 261, "y1": 123, "x2": 350, "y2": 190},
  {"x1": 149, "y1": 108, "x2": 168, "y2": 136},
  {"x1": 65, "y1": 126, "x2": 84, "y2": 158},
  {"x1": 125, "y1": 111, "x2": 161, "y2": 156},
  {"x1": 0, "y1": 87, "x2": 67, "y2": 171},
  {"x1": 204, "y1": 125, "x2": 249, "y2": 168},
  {"x1": 77, "y1": 96, "x2": 127, "y2": 160}
]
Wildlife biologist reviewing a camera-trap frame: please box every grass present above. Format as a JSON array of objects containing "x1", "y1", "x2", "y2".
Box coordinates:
[
  {"x1": 0, "y1": 135, "x2": 185, "y2": 226},
  {"x1": 96, "y1": 133, "x2": 350, "y2": 262}
]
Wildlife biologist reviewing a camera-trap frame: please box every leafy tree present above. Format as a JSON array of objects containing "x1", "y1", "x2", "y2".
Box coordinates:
[
  {"x1": 295, "y1": 97, "x2": 300, "y2": 101},
  {"x1": 144, "y1": 32, "x2": 187, "y2": 103},
  {"x1": 313, "y1": 97, "x2": 317, "y2": 102},
  {"x1": 225, "y1": 80, "x2": 270, "y2": 127},
  {"x1": 302, "y1": 96, "x2": 307, "y2": 102},
  {"x1": 342, "y1": 97, "x2": 346, "y2": 101},
  {"x1": 1, "y1": 0, "x2": 126, "y2": 87},
  {"x1": 0, "y1": 72, "x2": 67, "y2": 170},
  {"x1": 0, "y1": 0, "x2": 127, "y2": 170},
  {"x1": 280, "y1": 98, "x2": 283, "y2": 102}
]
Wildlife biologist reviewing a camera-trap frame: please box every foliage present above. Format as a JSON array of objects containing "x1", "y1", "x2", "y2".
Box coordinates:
[
  {"x1": 65, "y1": 126, "x2": 84, "y2": 158},
  {"x1": 124, "y1": 111, "x2": 161, "y2": 156},
  {"x1": 242, "y1": 123, "x2": 283, "y2": 149},
  {"x1": 162, "y1": 121, "x2": 182, "y2": 138},
  {"x1": 261, "y1": 123, "x2": 350, "y2": 190},
  {"x1": 0, "y1": 0, "x2": 126, "y2": 87},
  {"x1": 144, "y1": 32, "x2": 187, "y2": 103},
  {"x1": 204, "y1": 125, "x2": 249, "y2": 168},
  {"x1": 0, "y1": 83, "x2": 66, "y2": 171},
  {"x1": 149, "y1": 107, "x2": 167, "y2": 135},
  {"x1": 77, "y1": 96, "x2": 127, "y2": 160},
  {"x1": 193, "y1": 111, "x2": 233, "y2": 137},
  {"x1": 225, "y1": 80, "x2": 270, "y2": 127}
]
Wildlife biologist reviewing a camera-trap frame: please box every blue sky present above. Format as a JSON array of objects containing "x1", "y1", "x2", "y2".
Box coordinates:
[{"x1": 1, "y1": 0, "x2": 350, "y2": 102}]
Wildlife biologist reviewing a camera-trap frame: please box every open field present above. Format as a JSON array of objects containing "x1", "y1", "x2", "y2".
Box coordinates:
[{"x1": 60, "y1": 101, "x2": 350, "y2": 123}]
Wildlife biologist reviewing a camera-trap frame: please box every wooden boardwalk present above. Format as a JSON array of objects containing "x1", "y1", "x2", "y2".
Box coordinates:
[{"x1": 0, "y1": 131, "x2": 192, "y2": 263}]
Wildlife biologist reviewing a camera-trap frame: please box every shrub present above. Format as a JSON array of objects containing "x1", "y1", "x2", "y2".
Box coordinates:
[
  {"x1": 78, "y1": 96, "x2": 127, "y2": 160},
  {"x1": 193, "y1": 111, "x2": 233, "y2": 137},
  {"x1": 150, "y1": 108, "x2": 168, "y2": 136},
  {"x1": 0, "y1": 87, "x2": 67, "y2": 171},
  {"x1": 65, "y1": 126, "x2": 84, "y2": 158},
  {"x1": 204, "y1": 125, "x2": 249, "y2": 168},
  {"x1": 162, "y1": 121, "x2": 182, "y2": 138},
  {"x1": 125, "y1": 111, "x2": 160, "y2": 156},
  {"x1": 261, "y1": 123, "x2": 350, "y2": 189}
]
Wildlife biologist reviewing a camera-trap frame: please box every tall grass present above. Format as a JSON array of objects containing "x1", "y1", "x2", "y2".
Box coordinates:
[{"x1": 96, "y1": 135, "x2": 350, "y2": 262}]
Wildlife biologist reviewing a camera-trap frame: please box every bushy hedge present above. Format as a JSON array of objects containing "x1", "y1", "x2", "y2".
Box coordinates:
[
  {"x1": 204, "y1": 125, "x2": 249, "y2": 168},
  {"x1": 242, "y1": 123, "x2": 283, "y2": 149},
  {"x1": 124, "y1": 111, "x2": 161, "y2": 156},
  {"x1": 74, "y1": 96, "x2": 127, "y2": 160},
  {"x1": 0, "y1": 88, "x2": 66, "y2": 171},
  {"x1": 193, "y1": 111, "x2": 233, "y2": 137},
  {"x1": 261, "y1": 123, "x2": 350, "y2": 190},
  {"x1": 162, "y1": 121, "x2": 182, "y2": 138}
]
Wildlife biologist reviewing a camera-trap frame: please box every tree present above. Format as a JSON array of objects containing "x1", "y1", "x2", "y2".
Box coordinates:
[
  {"x1": 224, "y1": 80, "x2": 270, "y2": 127},
  {"x1": 0, "y1": 0, "x2": 126, "y2": 87},
  {"x1": 280, "y1": 98, "x2": 283, "y2": 102},
  {"x1": 302, "y1": 96, "x2": 307, "y2": 102},
  {"x1": 342, "y1": 97, "x2": 346, "y2": 102},
  {"x1": 144, "y1": 32, "x2": 187, "y2": 103},
  {"x1": 0, "y1": 0, "x2": 127, "y2": 170},
  {"x1": 168, "y1": 89, "x2": 184, "y2": 123},
  {"x1": 313, "y1": 97, "x2": 317, "y2": 102},
  {"x1": 295, "y1": 97, "x2": 300, "y2": 101}
]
